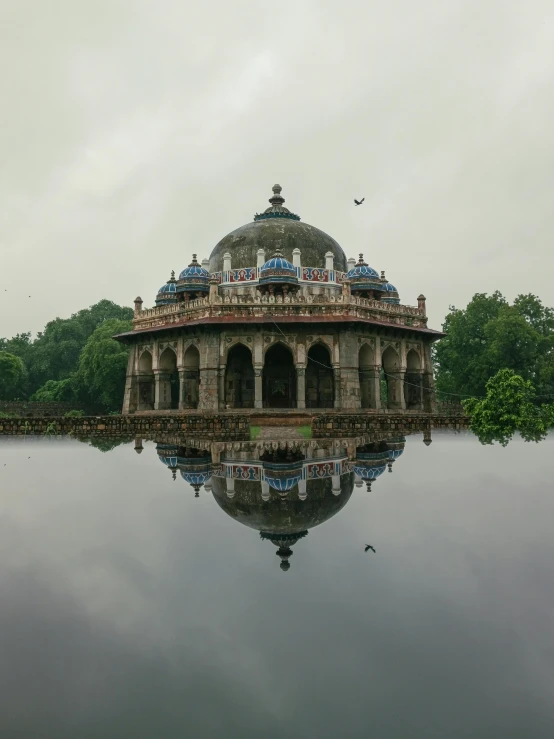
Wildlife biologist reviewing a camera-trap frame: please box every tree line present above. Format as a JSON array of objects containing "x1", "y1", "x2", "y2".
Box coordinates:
[{"x1": 0, "y1": 300, "x2": 132, "y2": 412}]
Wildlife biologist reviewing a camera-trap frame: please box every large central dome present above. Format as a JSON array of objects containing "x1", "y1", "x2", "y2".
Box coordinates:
[{"x1": 208, "y1": 184, "x2": 347, "y2": 273}]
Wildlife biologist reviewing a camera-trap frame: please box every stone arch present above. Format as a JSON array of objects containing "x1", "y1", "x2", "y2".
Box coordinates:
[
  {"x1": 158, "y1": 347, "x2": 179, "y2": 409},
  {"x1": 138, "y1": 349, "x2": 153, "y2": 373},
  {"x1": 382, "y1": 345, "x2": 402, "y2": 410},
  {"x1": 358, "y1": 342, "x2": 377, "y2": 409},
  {"x1": 182, "y1": 345, "x2": 200, "y2": 409},
  {"x1": 306, "y1": 342, "x2": 334, "y2": 408},
  {"x1": 263, "y1": 336, "x2": 295, "y2": 359},
  {"x1": 405, "y1": 348, "x2": 423, "y2": 410},
  {"x1": 137, "y1": 349, "x2": 154, "y2": 411},
  {"x1": 225, "y1": 343, "x2": 255, "y2": 409},
  {"x1": 263, "y1": 342, "x2": 296, "y2": 409}
]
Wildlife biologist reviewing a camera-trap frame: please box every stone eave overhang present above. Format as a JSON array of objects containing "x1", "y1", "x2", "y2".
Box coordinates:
[{"x1": 113, "y1": 315, "x2": 444, "y2": 343}]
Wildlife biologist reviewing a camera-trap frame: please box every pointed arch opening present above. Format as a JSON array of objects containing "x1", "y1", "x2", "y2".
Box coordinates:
[
  {"x1": 183, "y1": 345, "x2": 200, "y2": 409},
  {"x1": 159, "y1": 347, "x2": 179, "y2": 410},
  {"x1": 137, "y1": 350, "x2": 154, "y2": 411},
  {"x1": 358, "y1": 343, "x2": 376, "y2": 409},
  {"x1": 405, "y1": 349, "x2": 423, "y2": 410},
  {"x1": 225, "y1": 343, "x2": 255, "y2": 408},
  {"x1": 306, "y1": 343, "x2": 334, "y2": 408},
  {"x1": 263, "y1": 343, "x2": 296, "y2": 409},
  {"x1": 382, "y1": 345, "x2": 402, "y2": 410}
]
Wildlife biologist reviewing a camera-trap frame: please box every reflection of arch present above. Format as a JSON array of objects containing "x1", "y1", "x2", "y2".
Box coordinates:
[
  {"x1": 183, "y1": 345, "x2": 200, "y2": 409},
  {"x1": 225, "y1": 344, "x2": 254, "y2": 408},
  {"x1": 159, "y1": 347, "x2": 179, "y2": 409},
  {"x1": 137, "y1": 349, "x2": 154, "y2": 411},
  {"x1": 405, "y1": 349, "x2": 422, "y2": 410},
  {"x1": 306, "y1": 343, "x2": 334, "y2": 408},
  {"x1": 382, "y1": 345, "x2": 401, "y2": 409},
  {"x1": 358, "y1": 343, "x2": 376, "y2": 409},
  {"x1": 263, "y1": 343, "x2": 296, "y2": 409}
]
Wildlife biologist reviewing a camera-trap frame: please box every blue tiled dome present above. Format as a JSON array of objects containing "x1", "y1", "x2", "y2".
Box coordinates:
[
  {"x1": 177, "y1": 255, "x2": 210, "y2": 294},
  {"x1": 259, "y1": 249, "x2": 298, "y2": 287},
  {"x1": 155, "y1": 273, "x2": 178, "y2": 305},
  {"x1": 346, "y1": 257, "x2": 379, "y2": 280},
  {"x1": 381, "y1": 280, "x2": 400, "y2": 304},
  {"x1": 180, "y1": 470, "x2": 212, "y2": 485}
]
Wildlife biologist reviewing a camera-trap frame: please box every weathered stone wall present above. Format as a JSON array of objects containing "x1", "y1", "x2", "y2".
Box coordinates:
[
  {"x1": 312, "y1": 413, "x2": 470, "y2": 438},
  {"x1": 0, "y1": 415, "x2": 250, "y2": 440},
  {"x1": 0, "y1": 401, "x2": 83, "y2": 417}
]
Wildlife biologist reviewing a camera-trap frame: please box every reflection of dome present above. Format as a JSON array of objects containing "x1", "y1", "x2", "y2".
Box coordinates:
[
  {"x1": 155, "y1": 273, "x2": 178, "y2": 305},
  {"x1": 209, "y1": 185, "x2": 347, "y2": 273},
  {"x1": 352, "y1": 464, "x2": 387, "y2": 480},
  {"x1": 212, "y1": 474, "x2": 354, "y2": 536},
  {"x1": 177, "y1": 255, "x2": 210, "y2": 294}
]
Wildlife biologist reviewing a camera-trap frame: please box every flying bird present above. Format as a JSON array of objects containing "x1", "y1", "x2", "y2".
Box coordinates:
[
  {"x1": 365, "y1": 544, "x2": 376, "y2": 553},
  {"x1": 354, "y1": 198, "x2": 365, "y2": 206}
]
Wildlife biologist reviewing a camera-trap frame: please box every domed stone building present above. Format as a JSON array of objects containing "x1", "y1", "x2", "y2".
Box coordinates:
[{"x1": 117, "y1": 185, "x2": 441, "y2": 414}]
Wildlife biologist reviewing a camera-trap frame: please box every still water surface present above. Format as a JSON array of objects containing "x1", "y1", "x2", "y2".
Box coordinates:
[{"x1": 0, "y1": 431, "x2": 553, "y2": 738}]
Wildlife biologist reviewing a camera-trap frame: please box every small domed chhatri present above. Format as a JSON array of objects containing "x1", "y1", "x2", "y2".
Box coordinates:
[{"x1": 116, "y1": 183, "x2": 443, "y2": 414}]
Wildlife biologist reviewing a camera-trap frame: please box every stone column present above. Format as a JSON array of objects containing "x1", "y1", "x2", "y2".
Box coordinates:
[
  {"x1": 387, "y1": 370, "x2": 406, "y2": 410},
  {"x1": 422, "y1": 341, "x2": 437, "y2": 412},
  {"x1": 178, "y1": 369, "x2": 186, "y2": 410},
  {"x1": 333, "y1": 367, "x2": 341, "y2": 408},
  {"x1": 218, "y1": 366, "x2": 226, "y2": 409},
  {"x1": 298, "y1": 478, "x2": 307, "y2": 500},
  {"x1": 254, "y1": 368, "x2": 263, "y2": 409},
  {"x1": 122, "y1": 349, "x2": 137, "y2": 414},
  {"x1": 331, "y1": 474, "x2": 341, "y2": 496},
  {"x1": 154, "y1": 370, "x2": 172, "y2": 411},
  {"x1": 296, "y1": 367, "x2": 306, "y2": 409},
  {"x1": 337, "y1": 333, "x2": 361, "y2": 409}
]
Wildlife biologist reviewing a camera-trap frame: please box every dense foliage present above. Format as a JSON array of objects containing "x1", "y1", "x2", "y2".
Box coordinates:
[
  {"x1": 434, "y1": 293, "x2": 554, "y2": 400},
  {"x1": 463, "y1": 369, "x2": 554, "y2": 446},
  {"x1": 0, "y1": 300, "x2": 133, "y2": 410},
  {"x1": 0, "y1": 352, "x2": 27, "y2": 400}
]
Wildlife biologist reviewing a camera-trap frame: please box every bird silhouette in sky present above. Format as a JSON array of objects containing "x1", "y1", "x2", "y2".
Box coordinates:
[
  {"x1": 354, "y1": 197, "x2": 365, "y2": 206},
  {"x1": 365, "y1": 544, "x2": 376, "y2": 553}
]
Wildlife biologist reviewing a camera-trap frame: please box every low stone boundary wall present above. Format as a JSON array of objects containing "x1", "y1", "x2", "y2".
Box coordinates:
[
  {"x1": 0, "y1": 415, "x2": 250, "y2": 440},
  {"x1": 312, "y1": 414, "x2": 470, "y2": 438},
  {"x1": 0, "y1": 401, "x2": 83, "y2": 417}
]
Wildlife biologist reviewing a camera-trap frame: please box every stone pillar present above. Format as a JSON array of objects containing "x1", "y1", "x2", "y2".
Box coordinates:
[
  {"x1": 199, "y1": 368, "x2": 219, "y2": 410},
  {"x1": 178, "y1": 369, "x2": 186, "y2": 410},
  {"x1": 154, "y1": 370, "x2": 172, "y2": 410},
  {"x1": 298, "y1": 478, "x2": 307, "y2": 500},
  {"x1": 325, "y1": 251, "x2": 334, "y2": 271},
  {"x1": 122, "y1": 349, "x2": 137, "y2": 414},
  {"x1": 333, "y1": 366, "x2": 341, "y2": 409},
  {"x1": 223, "y1": 252, "x2": 232, "y2": 273},
  {"x1": 387, "y1": 370, "x2": 406, "y2": 410},
  {"x1": 296, "y1": 367, "x2": 306, "y2": 409},
  {"x1": 218, "y1": 366, "x2": 226, "y2": 409},
  {"x1": 422, "y1": 341, "x2": 437, "y2": 412},
  {"x1": 257, "y1": 249, "x2": 265, "y2": 269},
  {"x1": 370, "y1": 368, "x2": 382, "y2": 410},
  {"x1": 342, "y1": 279, "x2": 351, "y2": 299},
  {"x1": 254, "y1": 367, "x2": 263, "y2": 409},
  {"x1": 292, "y1": 248, "x2": 301, "y2": 270},
  {"x1": 418, "y1": 294, "x2": 427, "y2": 316},
  {"x1": 201, "y1": 258, "x2": 210, "y2": 273},
  {"x1": 133, "y1": 296, "x2": 143, "y2": 317},
  {"x1": 209, "y1": 278, "x2": 219, "y2": 303},
  {"x1": 331, "y1": 474, "x2": 341, "y2": 496},
  {"x1": 261, "y1": 479, "x2": 270, "y2": 501},
  {"x1": 226, "y1": 476, "x2": 235, "y2": 498},
  {"x1": 347, "y1": 257, "x2": 356, "y2": 272},
  {"x1": 337, "y1": 333, "x2": 361, "y2": 409}
]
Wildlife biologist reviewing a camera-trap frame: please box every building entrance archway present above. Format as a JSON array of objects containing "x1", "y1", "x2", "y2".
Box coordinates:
[
  {"x1": 225, "y1": 344, "x2": 255, "y2": 408},
  {"x1": 263, "y1": 343, "x2": 296, "y2": 409},
  {"x1": 306, "y1": 344, "x2": 334, "y2": 408}
]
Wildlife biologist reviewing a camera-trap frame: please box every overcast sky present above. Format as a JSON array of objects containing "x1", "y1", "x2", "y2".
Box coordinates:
[{"x1": 1, "y1": 0, "x2": 553, "y2": 337}]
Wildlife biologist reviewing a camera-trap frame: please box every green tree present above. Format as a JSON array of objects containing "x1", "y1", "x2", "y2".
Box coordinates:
[
  {"x1": 0, "y1": 352, "x2": 27, "y2": 400},
  {"x1": 0, "y1": 300, "x2": 133, "y2": 397},
  {"x1": 435, "y1": 292, "x2": 554, "y2": 399},
  {"x1": 463, "y1": 369, "x2": 554, "y2": 446},
  {"x1": 74, "y1": 319, "x2": 132, "y2": 411},
  {"x1": 30, "y1": 378, "x2": 77, "y2": 403}
]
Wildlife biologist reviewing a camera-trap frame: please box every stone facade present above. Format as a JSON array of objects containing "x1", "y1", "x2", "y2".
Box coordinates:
[{"x1": 116, "y1": 185, "x2": 443, "y2": 415}]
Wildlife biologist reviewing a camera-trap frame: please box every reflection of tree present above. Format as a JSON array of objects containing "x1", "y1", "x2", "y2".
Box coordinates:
[{"x1": 78, "y1": 437, "x2": 134, "y2": 453}]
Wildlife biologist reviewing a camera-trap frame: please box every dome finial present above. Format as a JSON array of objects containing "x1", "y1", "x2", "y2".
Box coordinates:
[
  {"x1": 269, "y1": 183, "x2": 285, "y2": 207},
  {"x1": 189, "y1": 254, "x2": 199, "y2": 266},
  {"x1": 358, "y1": 253, "x2": 367, "y2": 266},
  {"x1": 169, "y1": 270, "x2": 176, "y2": 282}
]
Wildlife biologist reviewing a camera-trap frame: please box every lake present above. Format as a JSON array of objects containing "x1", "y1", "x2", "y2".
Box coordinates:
[{"x1": 1, "y1": 430, "x2": 553, "y2": 738}]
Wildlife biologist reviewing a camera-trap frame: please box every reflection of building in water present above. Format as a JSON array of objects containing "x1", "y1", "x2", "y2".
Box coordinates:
[{"x1": 153, "y1": 434, "x2": 413, "y2": 570}]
